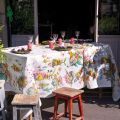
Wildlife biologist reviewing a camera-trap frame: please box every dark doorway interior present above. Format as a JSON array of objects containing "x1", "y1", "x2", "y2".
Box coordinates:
[{"x1": 38, "y1": 0, "x2": 95, "y2": 41}]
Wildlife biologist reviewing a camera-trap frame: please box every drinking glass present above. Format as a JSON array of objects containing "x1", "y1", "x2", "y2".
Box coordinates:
[
  {"x1": 75, "y1": 31, "x2": 80, "y2": 43},
  {"x1": 61, "y1": 31, "x2": 66, "y2": 42},
  {"x1": 50, "y1": 34, "x2": 58, "y2": 43},
  {"x1": 53, "y1": 34, "x2": 58, "y2": 41}
]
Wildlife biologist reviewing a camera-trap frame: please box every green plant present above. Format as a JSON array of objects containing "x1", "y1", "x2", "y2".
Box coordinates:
[
  {"x1": 0, "y1": 24, "x2": 6, "y2": 63},
  {"x1": 99, "y1": 16, "x2": 118, "y2": 34},
  {"x1": 10, "y1": 0, "x2": 34, "y2": 34}
]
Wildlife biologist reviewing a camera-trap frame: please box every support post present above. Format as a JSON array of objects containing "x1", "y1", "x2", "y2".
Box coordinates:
[
  {"x1": 0, "y1": 0, "x2": 8, "y2": 47},
  {"x1": 34, "y1": 0, "x2": 39, "y2": 45},
  {"x1": 94, "y1": 0, "x2": 99, "y2": 43}
]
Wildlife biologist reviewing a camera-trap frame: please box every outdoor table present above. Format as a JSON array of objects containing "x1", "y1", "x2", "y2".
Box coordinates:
[{"x1": 1, "y1": 43, "x2": 120, "y2": 101}]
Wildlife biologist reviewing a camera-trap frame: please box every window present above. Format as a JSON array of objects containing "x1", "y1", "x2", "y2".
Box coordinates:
[
  {"x1": 9, "y1": 0, "x2": 34, "y2": 34},
  {"x1": 98, "y1": 0, "x2": 120, "y2": 35},
  {"x1": 38, "y1": 0, "x2": 95, "y2": 40}
]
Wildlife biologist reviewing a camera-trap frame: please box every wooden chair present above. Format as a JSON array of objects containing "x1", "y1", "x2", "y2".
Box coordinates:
[
  {"x1": 52, "y1": 87, "x2": 84, "y2": 120},
  {"x1": 11, "y1": 94, "x2": 42, "y2": 120}
]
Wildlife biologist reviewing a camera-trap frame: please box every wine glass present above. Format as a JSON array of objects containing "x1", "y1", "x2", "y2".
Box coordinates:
[
  {"x1": 53, "y1": 34, "x2": 58, "y2": 41},
  {"x1": 61, "y1": 31, "x2": 66, "y2": 42},
  {"x1": 50, "y1": 34, "x2": 58, "y2": 43},
  {"x1": 75, "y1": 31, "x2": 80, "y2": 43}
]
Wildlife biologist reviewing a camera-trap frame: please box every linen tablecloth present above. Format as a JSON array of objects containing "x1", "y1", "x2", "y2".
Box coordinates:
[{"x1": 1, "y1": 43, "x2": 120, "y2": 101}]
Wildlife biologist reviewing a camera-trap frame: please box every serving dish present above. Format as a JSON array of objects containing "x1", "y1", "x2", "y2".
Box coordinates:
[
  {"x1": 11, "y1": 48, "x2": 30, "y2": 54},
  {"x1": 54, "y1": 46, "x2": 72, "y2": 51},
  {"x1": 41, "y1": 40, "x2": 49, "y2": 45}
]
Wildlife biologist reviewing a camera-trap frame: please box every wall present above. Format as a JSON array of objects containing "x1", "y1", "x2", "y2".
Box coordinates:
[{"x1": 12, "y1": 35, "x2": 33, "y2": 46}]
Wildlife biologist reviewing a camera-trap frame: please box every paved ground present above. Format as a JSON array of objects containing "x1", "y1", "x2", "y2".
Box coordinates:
[
  {"x1": 40, "y1": 96, "x2": 120, "y2": 120},
  {"x1": 1, "y1": 73, "x2": 120, "y2": 120},
  {"x1": 4, "y1": 90, "x2": 120, "y2": 120}
]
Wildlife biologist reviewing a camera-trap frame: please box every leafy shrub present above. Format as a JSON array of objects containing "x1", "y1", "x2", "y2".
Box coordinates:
[
  {"x1": 0, "y1": 25, "x2": 6, "y2": 63},
  {"x1": 10, "y1": 0, "x2": 34, "y2": 34},
  {"x1": 99, "y1": 16, "x2": 119, "y2": 34}
]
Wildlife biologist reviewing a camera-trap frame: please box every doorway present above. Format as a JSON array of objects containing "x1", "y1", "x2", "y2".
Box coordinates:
[{"x1": 38, "y1": 0, "x2": 95, "y2": 41}]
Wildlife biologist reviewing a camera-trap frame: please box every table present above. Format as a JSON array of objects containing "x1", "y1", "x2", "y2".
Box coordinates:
[{"x1": 1, "y1": 43, "x2": 120, "y2": 101}]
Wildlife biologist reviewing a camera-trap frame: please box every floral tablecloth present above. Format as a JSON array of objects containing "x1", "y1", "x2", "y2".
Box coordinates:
[{"x1": 2, "y1": 43, "x2": 120, "y2": 101}]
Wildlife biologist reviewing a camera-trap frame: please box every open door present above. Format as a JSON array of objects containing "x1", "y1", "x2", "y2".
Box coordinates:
[{"x1": 38, "y1": 0, "x2": 95, "y2": 41}]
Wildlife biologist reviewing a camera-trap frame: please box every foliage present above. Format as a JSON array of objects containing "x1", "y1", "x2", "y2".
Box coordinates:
[
  {"x1": 10, "y1": 0, "x2": 34, "y2": 34},
  {"x1": 0, "y1": 41, "x2": 6, "y2": 63},
  {"x1": 99, "y1": 16, "x2": 119, "y2": 35},
  {"x1": 0, "y1": 25, "x2": 6, "y2": 63},
  {"x1": 0, "y1": 25, "x2": 4, "y2": 31}
]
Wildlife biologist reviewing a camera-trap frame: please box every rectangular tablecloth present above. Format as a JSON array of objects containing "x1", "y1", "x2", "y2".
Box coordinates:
[{"x1": 1, "y1": 43, "x2": 120, "y2": 101}]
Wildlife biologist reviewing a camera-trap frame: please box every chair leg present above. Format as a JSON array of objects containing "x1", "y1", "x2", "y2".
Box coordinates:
[
  {"x1": 53, "y1": 96, "x2": 58, "y2": 120},
  {"x1": 78, "y1": 95, "x2": 84, "y2": 120},
  {"x1": 68, "y1": 99, "x2": 73, "y2": 120}
]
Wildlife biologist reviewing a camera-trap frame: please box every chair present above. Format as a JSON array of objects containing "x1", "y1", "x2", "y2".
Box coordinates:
[
  {"x1": 0, "y1": 80, "x2": 6, "y2": 120},
  {"x1": 11, "y1": 94, "x2": 42, "y2": 120},
  {"x1": 52, "y1": 87, "x2": 84, "y2": 120}
]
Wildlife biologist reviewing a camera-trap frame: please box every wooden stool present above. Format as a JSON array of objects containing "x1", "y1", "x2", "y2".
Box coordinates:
[
  {"x1": 52, "y1": 87, "x2": 84, "y2": 120},
  {"x1": 11, "y1": 94, "x2": 42, "y2": 120}
]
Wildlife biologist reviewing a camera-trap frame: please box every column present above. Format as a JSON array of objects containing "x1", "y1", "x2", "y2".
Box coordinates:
[
  {"x1": 0, "y1": 0, "x2": 8, "y2": 47},
  {"x1": 94, "y1": 0, "x2": 99, "y2": 43},
  {"x1": 34, "y1": 0, "x2": 39, "y2": 45}
]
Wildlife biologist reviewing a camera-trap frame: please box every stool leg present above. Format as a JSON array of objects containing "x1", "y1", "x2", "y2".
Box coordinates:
[
  {"x1": 64, "y1": 100, "x2": 68, "y2": 117},
  {"x1": 33, "y1": 106, "x2": 39, "y2": 120},
  {"x1": 68, "y1": 98, "x2": 73, "y2": 120},
  {"x1": 13, "y1": 106, "x2": 17, "y2": 120},
  {"x1": 78, "y1": 95, "x2": 84, "y2": 120},
  {"x1": 53, "y1": 96, "x2": 58, "y2": 120},
  {"x1": 28, "y1": 114, "x2": 32, "y2": 120},
  {"x1": 18, "y1": 110, "x2": 20, "y2": 120},
  {"x1": 37, "y1": 103, "x2": 42, "y2": 120}
]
